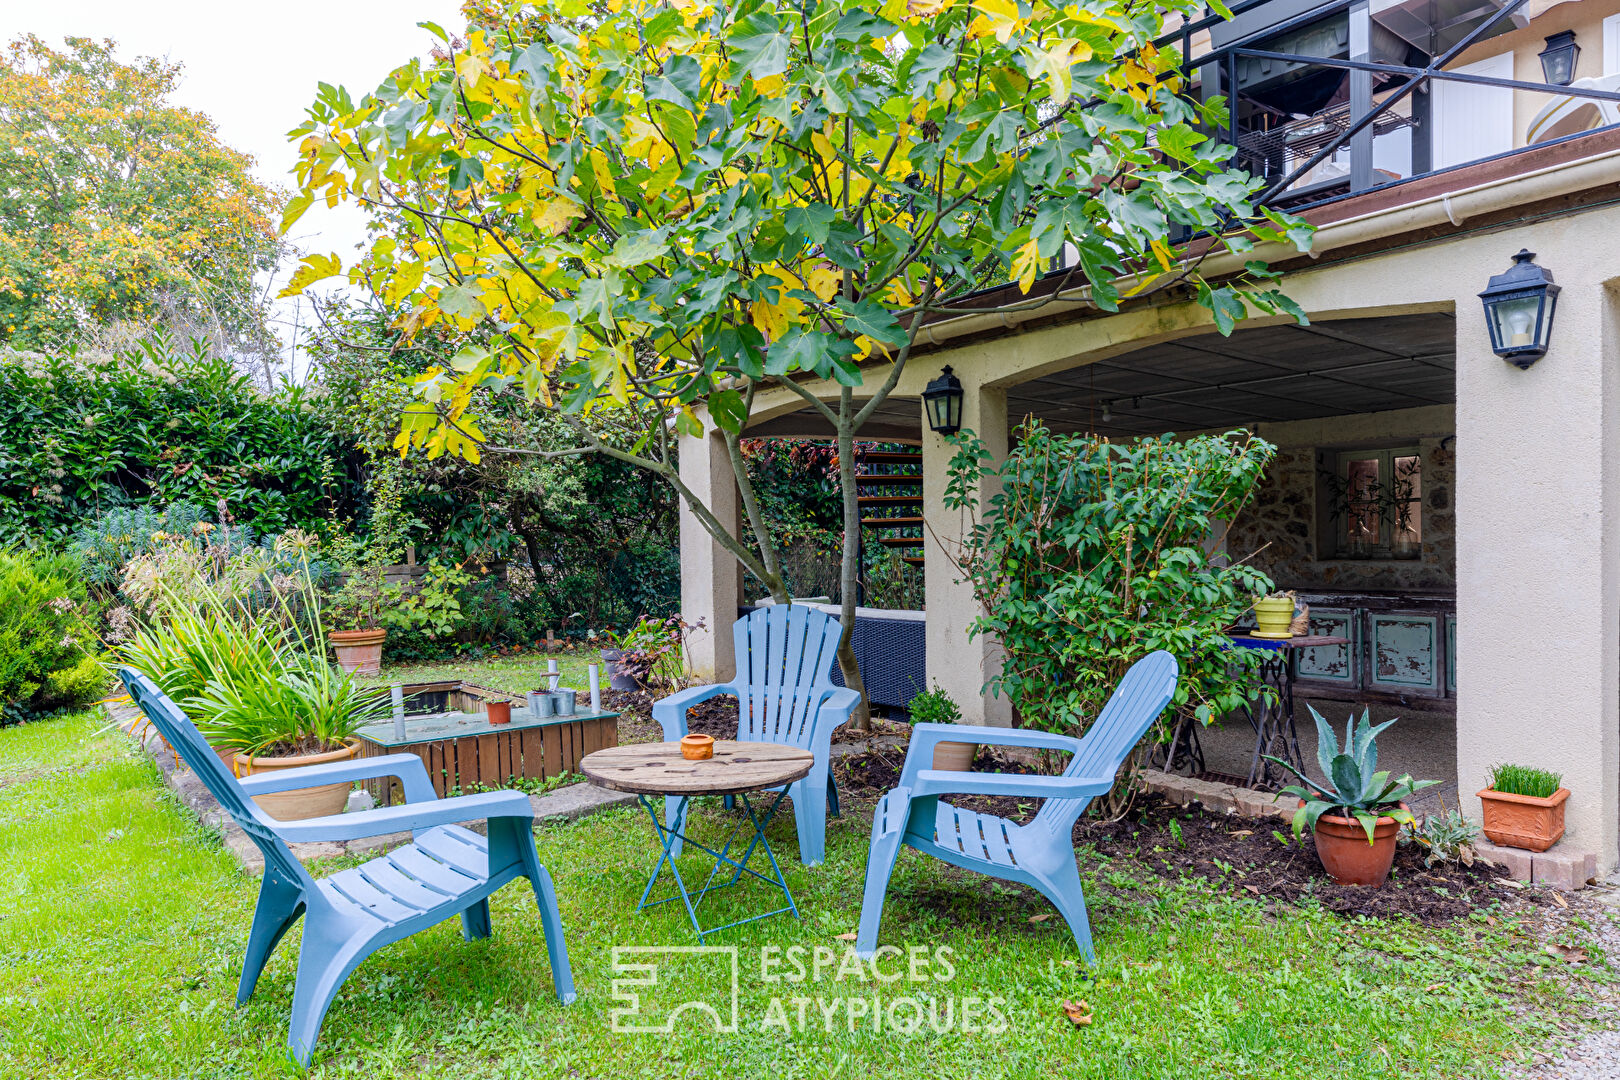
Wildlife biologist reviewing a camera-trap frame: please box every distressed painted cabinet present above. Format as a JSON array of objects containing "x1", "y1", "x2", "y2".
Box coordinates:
[{"x1": 1291, "y1": 591, "x2": 1456, "y2": 709}]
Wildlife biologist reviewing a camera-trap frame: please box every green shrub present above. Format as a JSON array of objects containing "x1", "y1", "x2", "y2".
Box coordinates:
[
  {"x1": 0, "y1": 338, "x2": 340, "y2": 547},
  {"x1": 946, "y1": 424, "x2": 1276, "y2": 737},
  {"x1": 906, "y1": 684, "x2": 961, "y2": 726},
  {"x1": 1488, "y1": 763, "x2": 1563, "y2": 799},
  {"x1": 43, "y1": 654, "x2": 111, "y2": 707},
  {"x1": 0, "y1": 549, "x2": 103, "y2": 715}
]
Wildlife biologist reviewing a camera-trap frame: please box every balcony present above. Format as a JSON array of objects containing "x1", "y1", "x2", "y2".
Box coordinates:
[{"x1": 1168, "y1": 0, "x2": 1620, "y2": 214}]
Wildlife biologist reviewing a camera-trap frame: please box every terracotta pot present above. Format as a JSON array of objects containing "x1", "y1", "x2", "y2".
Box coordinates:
[
  {"x1": 330, "y1": 628, "x2": 387, "y2": 676},
  {"x1": 931, "y1": 740, "x2": 978, "y2": 772},
  {"x1": 1252, "y1": 596, "x2": 1295, "y2": 638},
  {"x1": 1311, "y1": 803, "x2": 1407, "y2": 886},
  {"x1": 1478, "y1": 786, "x2": 1569, "y2": 852},
  {"x1": 486, "y1": 700, "x2": 512, "y2": 725},
  {"x1": 681, "y1": 734, "x2": 715, "y2": 760},
  {"x1": 234, "y1": 738, "x2": 362, "y2": 821}
]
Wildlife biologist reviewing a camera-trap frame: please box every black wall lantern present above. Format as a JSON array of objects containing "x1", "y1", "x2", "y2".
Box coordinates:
[
  {"x1": 1539, "y1": 31, "x2": 1580, "y2": 86},
  {"x1": 922, "y1": 365, "x2": 964, "y2": 435},
  {"x1": 1478, "y1": 249, "x2": 1559, "y2": 369}
]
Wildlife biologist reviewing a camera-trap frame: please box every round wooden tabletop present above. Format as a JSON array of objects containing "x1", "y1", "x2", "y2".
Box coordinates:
[{"x1": 580, "y1": 741, "x2": 814, "y2": 796}]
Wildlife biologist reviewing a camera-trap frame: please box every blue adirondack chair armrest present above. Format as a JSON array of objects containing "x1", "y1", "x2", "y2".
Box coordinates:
[
  {"x1": 235, "y1": 753, "x2": 439, "y2": 804},
  {"x1": 908, "y1": 769, "x2": 1119, "y2": 801},
  {"x1": 817, "y1": 687, "x2": 862, "y2": 722},
  {"x1": 899, "y1": 724, "x2": 1087, "y2": 787},
  {"x1": 272, "y1": 789, "x2": 537, "y2": 843},
  {"x1": 651, "y1": 682, "x2": 740, "y2": 739}
]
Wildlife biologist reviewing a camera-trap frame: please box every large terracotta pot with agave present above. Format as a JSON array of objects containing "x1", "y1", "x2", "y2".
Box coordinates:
[
  {"x1": 234, "y1": 738, "x2": 363, "y2": 820},
  {"x1": 1310, "y1": 803, "x2": 1410, "y2": 887},
  {"x1": 329, "y1": 628, "x2": 387, "y2": 676}
]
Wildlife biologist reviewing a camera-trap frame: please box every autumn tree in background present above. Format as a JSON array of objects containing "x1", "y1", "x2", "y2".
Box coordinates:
[
  {"x1": 0, "y1": 36, "x2": 283, "y2": 355},
  {"x1": 285, "y1": 0, "x2": 1313, "y2": 719}
]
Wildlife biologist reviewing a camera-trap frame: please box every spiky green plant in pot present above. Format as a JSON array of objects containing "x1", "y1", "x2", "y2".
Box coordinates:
[{"x1": 1266, "y1": 706, "x2": 1438, "y2": 844}]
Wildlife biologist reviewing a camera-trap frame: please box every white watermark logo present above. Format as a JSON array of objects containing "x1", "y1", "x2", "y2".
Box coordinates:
[
  {"x1": 610, "y1": 945, "x2": 741, "y2": 1033},
  {"x1": 611, "y1": 944, "x2": 1007, "y2": 1035}
]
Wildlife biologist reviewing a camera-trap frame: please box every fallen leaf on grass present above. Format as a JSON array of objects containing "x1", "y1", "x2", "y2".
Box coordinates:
[
  {"x1": 1061, "y1": 999, "x2": 1093, "y2": 1027},
  {"x1": 1545, "y1": 943, "x2": 1584, "y2": 963},
  {"x1": 1242, "y1": 884, "x2": 1261, "y2": 895},
  {"x1": 1029, "y1": 913, "x2": 1053, "y2": 924},
  {"x1": 1484, "y1": 915, "x2": 1498, "y2": 926},
  {"x1": 1228, "y1": 829, "x2": 1254, "y2": 837},
  {"x1": 1495, "y1": 877, "x2": 1525, "y2": 889},
  {"x1": 1549, "y1": 891, "x2": 1569, "y2": 909},
  {"x1": 834, "y1": 932, "x2": 857, "y2": 941}
]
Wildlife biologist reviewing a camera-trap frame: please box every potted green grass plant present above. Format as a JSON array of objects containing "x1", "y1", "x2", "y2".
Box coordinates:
[
  {"x1": 1266, "y1": 706, "x2": 1438, "y2": 886},
  {"x1": 1478, "y1": 764, "x2": 1568, "y2": 852},
  {"x1": 908, "y1": 684, "x2": 973, "y2": 771}
]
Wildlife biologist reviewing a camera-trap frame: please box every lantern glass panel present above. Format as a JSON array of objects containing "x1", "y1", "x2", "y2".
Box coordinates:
[{"x1": 1488, "y1": 294, "x2": 1544, "y2": 350}]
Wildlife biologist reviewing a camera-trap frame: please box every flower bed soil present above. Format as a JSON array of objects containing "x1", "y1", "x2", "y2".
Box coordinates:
[
  {"x1": 832, "y1": 746, "x2": 1541, "y2": 927},
  {"x1": 608, "y1": 690, "x2": 908, "y2": 744}
]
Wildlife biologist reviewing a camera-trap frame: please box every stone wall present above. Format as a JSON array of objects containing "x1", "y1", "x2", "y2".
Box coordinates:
[{"x1": 1224, "y1": 407, "x2": 1455, "y2": 592}]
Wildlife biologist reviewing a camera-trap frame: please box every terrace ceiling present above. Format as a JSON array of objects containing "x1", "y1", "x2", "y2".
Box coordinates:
[{"x1": 747, "y1": 311, "x2": 1457, "y2": 442}]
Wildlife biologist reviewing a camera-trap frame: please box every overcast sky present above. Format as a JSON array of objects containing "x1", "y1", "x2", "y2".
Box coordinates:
[{"x1": 5, "y1": 0, "x2": 465, "y2": 376}]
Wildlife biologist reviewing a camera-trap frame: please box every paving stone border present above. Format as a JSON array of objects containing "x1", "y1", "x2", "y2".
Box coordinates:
[{"x1": 1140, "y1": 767, "x2": 1599, "y2": 891}]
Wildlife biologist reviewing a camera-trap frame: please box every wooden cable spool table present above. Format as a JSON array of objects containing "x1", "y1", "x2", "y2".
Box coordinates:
[{"x1": 580, "y1": 741, "x2": 814, "y2": 941}]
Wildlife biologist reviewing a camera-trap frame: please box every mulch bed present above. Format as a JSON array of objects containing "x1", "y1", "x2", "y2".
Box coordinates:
[
  {"x1": 832, "y1": 745, "x2": 1542, "y2": 927},
  {"x1": 607, "y1": 689, "x2": 909, "y2": 743}
]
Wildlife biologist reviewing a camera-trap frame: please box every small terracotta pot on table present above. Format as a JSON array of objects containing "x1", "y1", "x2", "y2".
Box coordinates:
[
  {"x1": 680, "y1": 734, "x2": 715, "y2": 760},
  {"x1": 486, "y1": 700, "x2": 512, "y2": 725}
]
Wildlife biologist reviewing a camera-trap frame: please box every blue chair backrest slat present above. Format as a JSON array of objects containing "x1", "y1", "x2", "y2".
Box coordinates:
[
  {"x1": 1035, "y1": 650, "x2": 1180, "y2": 837},
  {"x1": 118, "y1": 668, "x2": 314, "y2": 889},
  {"x1": 731, "y1": 606, "x2": 844, "y2": 748}
]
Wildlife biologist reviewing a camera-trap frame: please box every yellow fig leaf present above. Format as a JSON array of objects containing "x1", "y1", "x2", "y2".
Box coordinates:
[
  {"x1": 803, "y1": 263, "x2": 841, "y2": 303},
  {"x1": 1149, "y1": 238, "x2": 1176, "y2": 273},
  {"x1": 1011, "y1": 238, "x2": 1042, "y2": 294},
  {"x1": 534, "y1": 198, "x2": 585, "y2": 235},
  {"x1": 968, "y1": 0, "x2": 1023, "y2": 44},
  {"x1": 277, "y1": 253, "x2": 343, "y2": 298},
  {"x1": 589, "y1": 150, "x2": 617, "y2": 194},
  {"x1": 810, "y1": 131, "x2": 838, "y2": 164}
]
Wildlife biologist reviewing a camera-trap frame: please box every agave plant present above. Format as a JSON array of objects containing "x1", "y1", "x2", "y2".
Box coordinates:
[{"x1": 1265, "y1": 706, "x2": 1438, "y2": 844}]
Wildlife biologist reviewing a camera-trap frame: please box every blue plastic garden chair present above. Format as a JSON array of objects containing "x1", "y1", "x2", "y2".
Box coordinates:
[
  {"x1": 652, "y1": 604, "x2": 860, "y2": 865},
  {"x1": 854, "y1": 650, "x2": 1179, "y2": 961},
  {"x1": 117, "y1": 669, "x2": 575, "y2": 1066}
]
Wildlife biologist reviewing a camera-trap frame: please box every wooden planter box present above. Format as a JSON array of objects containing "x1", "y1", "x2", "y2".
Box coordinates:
[{"x1": 356, "y1": 681, "x2": 617, "y2": 803}]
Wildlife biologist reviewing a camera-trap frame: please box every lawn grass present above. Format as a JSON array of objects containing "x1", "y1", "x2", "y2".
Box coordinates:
[
  {"x1": 0, "y1": 708, "x2": 1594, "y2": 1079},
  {"x1": 368, "y1": 649, "x2": 597, "y2": 700}
]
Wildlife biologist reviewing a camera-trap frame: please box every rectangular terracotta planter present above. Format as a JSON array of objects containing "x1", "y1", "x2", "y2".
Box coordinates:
[{"x1": 1477, "y1": 786, "x2": 1569, "y2": 852}]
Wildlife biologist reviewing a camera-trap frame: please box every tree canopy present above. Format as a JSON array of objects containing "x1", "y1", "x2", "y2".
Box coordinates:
[
  {"x1": 283, "y1": 0, "x2": 1312, "y2": 464},
  {"x1": 0, "y1": 36, "x2": 283, "y2": 351}
]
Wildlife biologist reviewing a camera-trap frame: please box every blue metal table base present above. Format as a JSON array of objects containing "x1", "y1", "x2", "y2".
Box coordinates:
[{"x1": 635, "y1": 789, "x2": 800, "y2": 941}]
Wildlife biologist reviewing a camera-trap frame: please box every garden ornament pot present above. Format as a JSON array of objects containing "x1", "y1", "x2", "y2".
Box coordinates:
[
  {"x1": 329, "y1": 628, "x2": 387, "y2": 676},
  {"x1": 1478, "y1": 786, "x2": 1569, "y2": 851},
  {"x1": 1251, "y1": 596, "x2": 1295, "y2": 639},
  {"x1": 486, "y1": 700, "x2": 512, "y2": 725},
  {"x1": 234, "y1": 738, "x2": 363, "y2": 821},
  {"x1": 1310, "y1": 803, "x2": 1408, "y2": 886},
  {"x1": 931, "y1": 740, "x2": 978, "y2": 772},
  {"x1": 527, "y1": 691, "x2": 556, "y2": 718},
  {"x1": 551, "y1": 689, "x2": 577, "y2": 716},
  {"x1": 681, "y1": 734, "x2": 715, "y2": 760},
  {"x1": 600, "y1": 648, "x2": 639, "y2": 691}
]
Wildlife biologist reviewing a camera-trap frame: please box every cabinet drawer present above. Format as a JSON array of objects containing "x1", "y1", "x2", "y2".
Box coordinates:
[{"x1": 1367, "y1": 613, "x2": 1443, "y2": 696}]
